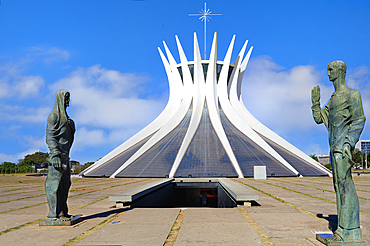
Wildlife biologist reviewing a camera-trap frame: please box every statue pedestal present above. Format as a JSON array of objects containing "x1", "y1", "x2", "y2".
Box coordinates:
[
  {"x1": 39, "y1": 215, "x2": 82, "y2": 226},
  {"x1": 316, "y1": 233, "x2": 367, "y2": 245}
]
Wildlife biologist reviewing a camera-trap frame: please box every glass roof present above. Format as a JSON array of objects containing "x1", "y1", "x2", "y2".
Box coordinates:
[
  {"x1": 175, "y1": 102, "x2": 238, "y2": 177},
  {"x1": 219, "y1": 107, "x2": 295, "y2": 177},
  {"x1": 84, "y1": 133, "x2": 155, "y2": 177},
  {"x1": 258, "y1": 134, "x2": 328, "y2": 176},
  {"x1": 116, "y1": 103, "x2": 193, "y2": 178}
]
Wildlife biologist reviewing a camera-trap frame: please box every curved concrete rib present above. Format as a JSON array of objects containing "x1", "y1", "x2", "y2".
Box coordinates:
[
  {"x1": 205, "y1": 33, "x2": 243, "y2": 178},
  {"x1": 236, "y1": 46, "x2": 253, "y2": 100},
  {"x1": 169, "y1": 33, "x2": 206, "y2": 178},
  {"x1": 83, "y1": 46, "x2": 182, "y2": 176},
  {"x1": 175, "y1": 35, "x2": 193, "y2": 88},
  {"x1": 110, "y1": 41, "x2": 193, "y2": 178},
  {"x1": 236, "y1": 98, "x2": 332, "y2": 176},
  {"x1": 231, "y1": 53, "x2": 332, "y2": 177},
  {"x1": 218, "y1": 37, "x2": 299, "y2": 176},
  {"x1": 84, "y1": 32, "x2": 331, "y2": 179}
]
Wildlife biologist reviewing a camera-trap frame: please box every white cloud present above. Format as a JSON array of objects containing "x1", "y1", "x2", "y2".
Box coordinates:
[
  {"x1": 14, "y1": 75, "x2": 44, "y2": 98},
  {"x1": 347, "y1": 66, "x2": 369, "y2": 89},
  {"x1": 0, "y1": 60, "x2": 167, "y2": 160},
  {"x1": 241, "y1": 56, "x2": 333, "y2": 134},
  {"x1": 74, "y1": 127, "x2": 107, "y2": 150},
  {"x1": 0, "y1": 104, "x2": 51, "y2": 123},
  {"x1": 0, "y1": 136, "x2": 47, "y2": 163},
  {"x1": 0, "y1": 81, "x2": 10, "y2": 98},
  {"x1": 23, "y1": 135, "x2": 48, "y2": 151},
  {"x1": 0, "y1": 63, "x2": 45, "y2": 99},
  {"x1": 241, "y1": 57, "x2": 370, "y2": 156},
  {"x1": 0, "y1": 152, "x2": 24, "y2": 163},
  {"x1": 347, "y1": 65, "x2": 370, "y2": 137},
  {"x1": 0, "y1": 46, "x2": 70, "y2": 100},
  {"x1": 28, "y1": 47, "x2": 70, "y2": 64},
  {"x1": 304, "y1": 143, "x2": 329, "y2": 157},
  {"x1": 49, "y1": 65, "x2": 166, "y2": 129}
]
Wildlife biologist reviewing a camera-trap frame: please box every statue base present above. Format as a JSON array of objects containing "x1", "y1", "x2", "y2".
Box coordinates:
[
  {"x1": 316, "y1": 233, "x2": 367, "y2": 245},
  {"x1": 39, "y1": 215, "x2": 82, "y2": 226}
]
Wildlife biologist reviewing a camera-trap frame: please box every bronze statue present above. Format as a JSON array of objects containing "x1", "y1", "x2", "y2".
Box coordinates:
[
  {"x1": 45, "y1": 90, "x2": 75, "y2": 220},
  {"x1": 312, "y1": 61, "x2": 365, "y2": 243}
]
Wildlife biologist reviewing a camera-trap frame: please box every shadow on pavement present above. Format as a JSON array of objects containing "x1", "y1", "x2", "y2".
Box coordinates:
[
  {"x1": 80, "y1": 207, "x2": 132, "y2": 222},
  {"x1": 317, "y1": 213, "x2": 337, "y2": 232}
]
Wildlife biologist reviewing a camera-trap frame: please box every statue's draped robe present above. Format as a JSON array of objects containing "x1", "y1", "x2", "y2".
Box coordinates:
[
  {"x1": 46, "y1": 91, "x2": 75, "y2": 162},
  {"x1": 45, "y1": 90, "x2": 75, "y2": 218},
  {"x1": 312, "y1": 88, "x2": 365, "y2": 231}
]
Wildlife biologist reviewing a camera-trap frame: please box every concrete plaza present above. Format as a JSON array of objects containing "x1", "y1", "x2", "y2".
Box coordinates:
[{"x1": 0, "y1": 174, "x2": 369, "y2": 245}]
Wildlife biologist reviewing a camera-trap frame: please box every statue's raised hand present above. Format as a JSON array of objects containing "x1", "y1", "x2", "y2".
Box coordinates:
[{"x1": 311, "y1": 85, "x2": 320, "y2": 105}]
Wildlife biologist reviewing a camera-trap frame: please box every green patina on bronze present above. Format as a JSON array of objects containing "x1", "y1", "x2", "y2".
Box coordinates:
[
  {"x1": 44, "y1": 90, "x2": 76, "y2": 224},
  {"x1": 311, "y1": 61, "x2": 366, "y2": 244}
]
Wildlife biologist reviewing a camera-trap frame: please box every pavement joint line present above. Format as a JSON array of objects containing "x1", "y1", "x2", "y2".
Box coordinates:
[
  {"x1": 233, "y1": 179, "x2": 327, "y2": 222},
  {"x1": 0, "y1": 178, "x2": 125, "y2": 193},
  {"x1": 0, "y1": 179, "x2": 131, "y2": 198},
  {"x1": 0, "y1": 179, "x2": 150, "y2": 236},
  {"x1": 255, "y1": 179, "x2": 337, "y2": 204},
  {"x1": 163, "y1": 209, "x2": 187, "y2": 246},
  {"x1": 0, "y1": 176, "x2": 123, "y2": 187},
  {"x1": 1, "y1": 186, "x2": 43, "y2": 193},
  {"x1": 357, "y1": 189, "x2": 370, "y2": 193},
  {"x1": 284, "y1": 178, "x2": 370, "y2": 188},
  {"x1": 238, "y1": 206, "x2": 274, "y2": 246},
  {"x1": 62, "y1": 210, "x2": 128, "y2": 246},
  {"x1": 254, "y1": 180, "x2": 370, "y2": 216},
  {"x1": 0, "y1": 217, "x2": 47, "y2": 236},
  {"x1": 0, "y1": 184, "x2": 42, "y2": 188},
  {"x1": 0, "y1": 193, "x2": 45, "y2": 204},
  {"x1": 0, "y1": 179, "x2": 136, "y2": 204},
  {"x1": 0, "y1": 195, "x2": 110, "y2": 236},
  {"x1": 0, "y1": 178, "x2": 151, "y2": 214},
  {"x1": 0, "y1": 189, "x2": 45, "y2": 197},
  {"x1": 282, "y1": 178, "x2": 370, "y2": 193},
  {"x1": 270, "y1": 179, "x2": 370, "y2": 201},
  {"x1": 70, "y1": 196, "x2": 109, "y2": 211}
]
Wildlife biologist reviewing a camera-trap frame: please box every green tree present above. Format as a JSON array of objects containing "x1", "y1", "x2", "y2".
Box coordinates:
[
  {"x1": 309, "y1": 154, "x2": 318, "y2": 162},
  {"x1": 18, "y1": 160, "x2": 36, "y2": 173},
  {"x1": 0, "y1": 162, "x2": 16, "y2": 174},
  {"x1": 72, "y1": 161, "x2": 95, "y2": 174},
  {"x1": 324, "y1": 163, "x2": 332, "y2": 170},
  {"x1": 23, "y1": 151, "x2": 48, "y2": 165},
  {"x1": 352, "y1": 149, "x2": 365, "y2": 167}
]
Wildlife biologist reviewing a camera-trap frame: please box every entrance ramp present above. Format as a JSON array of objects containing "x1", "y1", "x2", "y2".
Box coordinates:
[
  {"x1": 109, "y1": 179, "x2": 174, "y2": 206},
  {"x1": 217, "y1": 178, "x2": 259, "y2": 204},
  {"x1": 109, "y1": 178, "x2": 258, "y2": 208}
]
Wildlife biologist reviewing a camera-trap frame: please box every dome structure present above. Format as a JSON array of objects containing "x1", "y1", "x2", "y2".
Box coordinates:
[{"x1": 81, "y1": 33, "x2": 331, "y2": 178}]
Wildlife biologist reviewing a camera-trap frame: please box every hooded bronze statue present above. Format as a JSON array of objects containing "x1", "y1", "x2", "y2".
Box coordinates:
[{"x1": 45, "y1": 90, "x2": 75, "y2": 220}]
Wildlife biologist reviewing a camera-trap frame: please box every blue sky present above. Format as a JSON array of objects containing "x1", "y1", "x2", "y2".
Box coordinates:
[{"x1": 1, "y1": 0, "x2": 370, "y2": 164}]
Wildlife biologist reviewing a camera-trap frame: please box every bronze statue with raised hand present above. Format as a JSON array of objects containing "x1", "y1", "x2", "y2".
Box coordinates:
[
  {"x1": 311, "y1": 61, "x2": 366, "y2": 243},
  {"x1": 45, "y1": 90, "x2": 75, "y2": 221}
]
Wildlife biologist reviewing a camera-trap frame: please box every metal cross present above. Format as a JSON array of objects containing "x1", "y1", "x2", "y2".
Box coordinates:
[{"x1": 189, "y1": 2, "x2": 222, "y2": 59}]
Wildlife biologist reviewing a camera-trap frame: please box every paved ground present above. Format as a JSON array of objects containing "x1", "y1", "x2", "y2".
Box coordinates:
[{"x1": 0, "y1": 174, "x2": 369, "y2": 246}]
